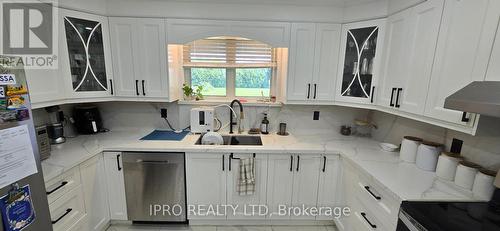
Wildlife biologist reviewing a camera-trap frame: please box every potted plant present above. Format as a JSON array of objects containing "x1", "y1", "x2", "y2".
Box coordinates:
[
  {"x1": 195, "y1": 86, "x2": 204, "y2": 101},
  {"x1": 182, "y1": 84, "x2": 194, "y2": 100}
]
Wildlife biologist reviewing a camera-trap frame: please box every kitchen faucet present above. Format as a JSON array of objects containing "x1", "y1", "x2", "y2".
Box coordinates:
[{"x1": 229, "y1": 99, "x2": 244, "y2": 134}]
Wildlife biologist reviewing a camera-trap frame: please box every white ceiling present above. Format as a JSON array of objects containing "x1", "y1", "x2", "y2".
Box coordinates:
[{"x1": 145, "y1": 0, "x2": 385, "y2": 7}]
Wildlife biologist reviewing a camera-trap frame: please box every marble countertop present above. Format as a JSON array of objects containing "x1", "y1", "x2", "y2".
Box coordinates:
[{"x1": 41, "y1": 128, "x2": 477, "y2": 202}]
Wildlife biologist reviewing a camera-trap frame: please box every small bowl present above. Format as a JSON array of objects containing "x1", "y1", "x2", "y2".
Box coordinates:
[{"x1": 380, "y1": 143, "x2": 399, "y2": 152}]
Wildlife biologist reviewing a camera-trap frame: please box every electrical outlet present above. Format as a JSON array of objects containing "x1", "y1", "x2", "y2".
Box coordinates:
[
  {"x1": 313, "y1": 111, "x2": 320, "y2": 120},
  {"x1": 450, "y1": 138, "x2": 463, "y2": 154},
  {"x1": 160, "y1": 108, "x2": 168, "y2": 118}
]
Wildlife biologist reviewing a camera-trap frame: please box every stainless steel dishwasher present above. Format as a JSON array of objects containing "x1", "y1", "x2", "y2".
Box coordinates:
[{"x1": 122, "y1": 152, "x2": 186, "y2": 222}]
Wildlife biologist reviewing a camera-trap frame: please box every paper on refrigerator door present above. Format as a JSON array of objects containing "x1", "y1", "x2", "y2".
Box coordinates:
[{"x1": 0, "y1": 125, "x2": 38, "y2": 189}]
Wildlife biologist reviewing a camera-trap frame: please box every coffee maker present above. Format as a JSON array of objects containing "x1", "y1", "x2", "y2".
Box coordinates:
[{"x1": 45, "y1": 106, "x2": 66, "y2": 144}]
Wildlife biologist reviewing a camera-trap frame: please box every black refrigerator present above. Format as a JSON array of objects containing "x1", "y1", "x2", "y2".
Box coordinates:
[{"x1": 0, "y1": 56, "x2": 52, "y2": 231}]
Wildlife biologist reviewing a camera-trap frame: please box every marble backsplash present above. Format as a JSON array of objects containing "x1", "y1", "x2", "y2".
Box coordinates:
[{"x1": 371, "y1": 111, "x2": 500, "y2": 171}]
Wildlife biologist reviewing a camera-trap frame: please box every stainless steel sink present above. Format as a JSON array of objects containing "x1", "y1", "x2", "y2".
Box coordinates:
[{"x1": 195, "y1": 134, "x2": 262, "y2": 146}]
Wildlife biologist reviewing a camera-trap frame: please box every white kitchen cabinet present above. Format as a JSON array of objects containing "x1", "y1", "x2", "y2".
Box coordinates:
[
  {"x1": 226, "y1": 153, "x2": 268, "y2": 220},
  {"x1": 59, "y1": 9, "x2": 114, "y2": 99},
  {"x1": 80, "y1": 154, "x2": 110, "y2": 231},
  {"x1": 379, "y1": 0, "x2": 444, "y2": 115},
  {"x1": 424, "y1": 0, "x2": 490, "y2": 126},
  {"x1": 316, "y1": 155, "x2": 340, "y2": 221},
  {"x1": 291, "y1": 154, "x2": 322, "y2": 220},
  {"x1": 482, "y1": 0, "x2": 500, "y2": 81},
  {"x1": 109, "y1": 17, "x2": 169, "y2": 100},
  {"x1": 287, "y1": 23, "x2": 316, "y2": 101},
  {"x1": 49, "y1": 185, "x2": 86, "y2": 231},
  {"x1": 336, "y1": 19, "x2": 385, "y2": 105},
  {"x1": 266, "y1": 154, "x2": 295, "y2": 220},
  {"x1": 103, "y1": 152, "x2": 128, "y2": 220},
  {"x1": 287, "y1": 23, "x2": 341, "y2": 102},
  {"x1": 185, "y1": 153, "x2": 227, "y2": 220}
]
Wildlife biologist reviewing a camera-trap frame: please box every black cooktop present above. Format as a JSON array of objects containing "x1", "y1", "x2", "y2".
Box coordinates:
[{"x1": 400, "y1": 200, "x2": 500, "y2": 231}]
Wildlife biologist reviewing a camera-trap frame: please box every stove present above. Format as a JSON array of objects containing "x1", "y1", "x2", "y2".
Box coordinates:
[{"x1": 397, "y1": 191, "x2": 500, "y2": 231}]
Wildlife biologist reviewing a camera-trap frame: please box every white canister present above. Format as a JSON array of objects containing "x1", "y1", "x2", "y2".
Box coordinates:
[
  {"x1": 455, "y1": 161, "x2": 481, "y2": 190},
  {"x1": 436, "y1": 152, "x2": 464, "y2": 181},
  {"x1": 472, "y1": 169, "x2": 497, "y2": 200},
  {"x1": 400, "y1": 136, "x2": 423, "y2": 163},
  {"x1": 415, "y1": 141, "x2": 443, "y2": 171}
]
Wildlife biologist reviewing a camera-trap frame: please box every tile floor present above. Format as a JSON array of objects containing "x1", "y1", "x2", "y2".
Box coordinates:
[{"x1": 106, "y1": 224, "x2": 337, "y2": 231}]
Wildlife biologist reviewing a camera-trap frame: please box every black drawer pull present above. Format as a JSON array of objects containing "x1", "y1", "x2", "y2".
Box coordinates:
[
  {"x1": 322, "y1": 156, "x2": 327, "y2": 172},
  {"x1": 461, "y1": 112, "x2": 470, "y2": 122},
  {"x1": 52, "y1": 208, "x2": 73, "y2": 224},
  {"x1": 361, "y1": 212, "x2": 377, "y2": 229},
  {"x1": 135, "y1": 80, "x2": 139, "y2": 96},
  {"x1": 370, "y1": 86, "x2": 375, "y2": 103},
  {"x1": 395, "y1": 88, "x2": 402, "y2": 108},
  {"x1": 117, "y1": 154, "x2": 122, "y2": 171},
  {"x1": 296, "y1": 156, "x2": 300, "y2": 172},
  {"x1": 222, "y1": 155, "x2": 225, "y2": 171},
  {"x1": 307, "y1": 84, "x2": 311, "y2": 99},
  {"x1": 142, "y1": 80, "x2": 146, "y2": 96},
  {"x1": 109, "y1": 79, "x2": 114, "y2": 95},
  {"x1": 46, "y1": 181, "x2": 68, "y2": 195},
  {"x1": 313, "y1": 84, "x2": 317, "y2": 99},
  {"x1": 364, "y1": 186, "x2": 381, "y2": 200},
  {"x1": 290, "y1": 155, "x2": 293, "y2": 172},
  {"x1": 389, "y1": 88, "x2": 396, "y2": 107},
  {"x1": 229, "y1": 153, "x2": 233, "y2": 171}
]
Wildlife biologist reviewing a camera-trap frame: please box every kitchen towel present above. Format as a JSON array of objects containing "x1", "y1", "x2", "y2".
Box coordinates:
[
  {"x1": 237, "y1": 157, "x2": 255, "y2": 196},
  {"x1": 140, "y1": 130, "x2": 189, "y2": 141}
]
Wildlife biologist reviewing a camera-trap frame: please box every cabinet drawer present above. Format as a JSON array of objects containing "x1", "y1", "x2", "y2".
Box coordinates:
[
  {"x1": 351, "y1": 197, "x2": 392, "y2": 231},
  {"x1": 46, "y1": 167, "x2": 81, "y2": 204},
  {"x1": 49, "y1": 185, "x2": 86, "y2": 231}
]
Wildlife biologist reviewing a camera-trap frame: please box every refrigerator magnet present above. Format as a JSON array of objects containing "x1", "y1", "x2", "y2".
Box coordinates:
[{"x1": 0, "y1": 184, "x2": 36, "y2": 231}]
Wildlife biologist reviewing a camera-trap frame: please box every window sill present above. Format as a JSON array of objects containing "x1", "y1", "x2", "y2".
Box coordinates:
[{"x1": 176, "y1": 99, "x2": 283, "y2": 107}]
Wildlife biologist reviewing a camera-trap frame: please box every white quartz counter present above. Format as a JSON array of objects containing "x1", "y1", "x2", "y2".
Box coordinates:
[{"x1": 41, "y1": 128, "x2": 477, "y2": 202}]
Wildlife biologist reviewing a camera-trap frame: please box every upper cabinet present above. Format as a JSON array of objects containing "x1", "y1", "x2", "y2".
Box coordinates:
[
  {"x1": 378, "y1": 0, "x2": 444, "y2": 114},
  {"x1": 59, "y1": 9, "x2": 114, "y2": 99},
  {"x1": 335, "y1": 19, "x2": 385, "y2": 105},
  {"x1": 109, "y1": 17, "x2": 170, "y2": 100},
  {"x1": 424, "y1": 0, "x2": 491, "y2": 128},
  {"x1": 286, "y1": 23, "x2": 341, "y2": 102}
]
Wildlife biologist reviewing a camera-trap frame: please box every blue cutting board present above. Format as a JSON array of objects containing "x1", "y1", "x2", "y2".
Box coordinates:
[{"x1": 140, "y1": 130, "x2": 189, "y2": 141}]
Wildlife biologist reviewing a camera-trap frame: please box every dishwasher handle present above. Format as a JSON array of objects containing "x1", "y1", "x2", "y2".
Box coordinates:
[{"x1": 136, "y1": 159, "x2": 170, "y2": 164}]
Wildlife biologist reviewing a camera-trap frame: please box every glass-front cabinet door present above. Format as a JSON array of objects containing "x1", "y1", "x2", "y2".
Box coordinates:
[
  {"x1": 336, "y1": 19, "x2": 385, "y2": 104},
  {"x1": 60, "y1": 9, "x2": 113, "y2": 98}
]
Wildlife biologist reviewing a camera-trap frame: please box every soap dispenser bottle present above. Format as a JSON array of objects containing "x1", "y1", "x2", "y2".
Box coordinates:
[{"x1": 261, "y1": 113, "x2": 269, "y2": 134}]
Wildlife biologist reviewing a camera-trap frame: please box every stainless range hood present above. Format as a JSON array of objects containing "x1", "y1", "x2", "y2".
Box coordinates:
[{"x1": 444, "y1": 81, "x2": 500, "y2": 118}]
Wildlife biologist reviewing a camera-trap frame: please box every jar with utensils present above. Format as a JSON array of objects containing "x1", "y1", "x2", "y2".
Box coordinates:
[
  {"x1": 400, "y1": 136, "x2": 423, "y2": 163},
  {"x1": 436, "y1": 152, "x2": 464, "y2": 181},
  {"x1": 472, "y1": 169, "x2": 497, "y2": 200},
  {"x1": 455, "y1": 161, "x2": 481, "y2": 190},
  {"x1": 415, "y1": 141, "x2": 443, "y2": 171}
]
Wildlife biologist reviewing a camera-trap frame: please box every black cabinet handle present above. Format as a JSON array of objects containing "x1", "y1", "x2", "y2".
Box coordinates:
[
  {"x1": 142, "y1": 80, "x2": 146, "y2": 96},
  {"x1": 52, "y1": 208, "x2": 73, "y2": 224},
  {"x1": 109, "y1": 79, "x2": 114, "y2": 95},
  {"x1": 46, "y1": 181, "x2": 68, "y2": 195},
  {"x1": 364, "y1": 186, "x2": 381, "y2": 200},
  {"x1": 322, "y1": 156, "x2": 327, "y2": 172},
  {"x1": 222, "y1": 155, "x2": 225, "y2": 171},
  {"x1": 361, "y1": 212, "x2": 377, "y2": 229},
  {"x1": 229, "y1": 153, "x2": 233, "y2": 171},
  {"x1": 395, "y1": 88, "x2": 402, "y2": 108},
  {"x1": 290, "y1": 155, "x2": 293, "y2": 172},
  {"x1": 135, "y1": 80, "x2": 139, "y2": 96},
  {"x1": 389, "y1": 88, "x2": 396, "y2": 107},
  {"x1": 370, "y1": 86, "x2": 375, "y2": 103},
  {"x1": 307, "y1": 84, "x2": 311, "y2": 99},
  {"x1": 296, "y1": 155, "x2": 300, "y2": 172},
  {"x1": 117, "y1": 154, "x2": 122, "y2": 171},
  {"x1": 462, "y1": 112, "x2": 470, "y2": 122},
  {"x1": 313, "y1": 84, "x2": 317, "y2": 99}
]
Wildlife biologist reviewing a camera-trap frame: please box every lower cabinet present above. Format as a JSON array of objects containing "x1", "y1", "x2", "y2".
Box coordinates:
[
  {"x1": 49, "y1": 185, "x2": 86, "y2": 231},
  {"x1": 80, "y1": 154, "x2": 111, "y2": 231},
  {"x1": 336, "y1": 159, "x2": 401, "y2": 231},
  {"x1": 185, "y1": 153, "x2": 339, "y2": 222},
  {"x1": 103, "y1": 152, "x2": 128, "y2": 220}
]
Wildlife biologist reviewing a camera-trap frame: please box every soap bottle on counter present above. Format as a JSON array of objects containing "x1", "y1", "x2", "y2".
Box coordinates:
[{"x1": 260, "y1": 113, "x2": 269, "y2": 134}]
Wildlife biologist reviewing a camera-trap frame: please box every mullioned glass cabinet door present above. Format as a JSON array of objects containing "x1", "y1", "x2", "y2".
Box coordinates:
[
  {"x1": 336, "y1": 20, "x2": 385, "y2": 105},
  {"x1": 64, "y1": 16, "x2": 109, "y2": 92}
]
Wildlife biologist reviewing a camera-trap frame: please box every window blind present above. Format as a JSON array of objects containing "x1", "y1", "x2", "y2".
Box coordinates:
[{"x1": 183, "y1": 37, "x2": 276, "y2": 68}]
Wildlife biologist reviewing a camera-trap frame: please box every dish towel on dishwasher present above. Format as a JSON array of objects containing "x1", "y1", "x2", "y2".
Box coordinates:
[{"x1": 237, "y1": 157, "x2": 255, "y2": 196}]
